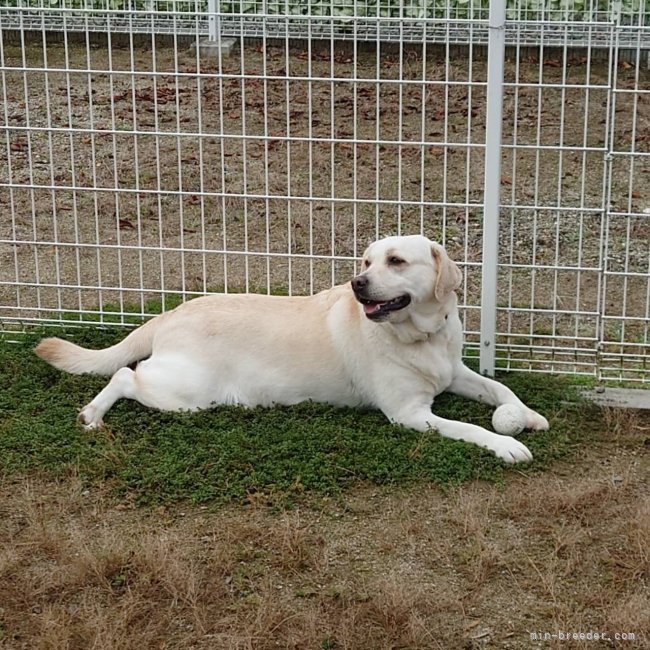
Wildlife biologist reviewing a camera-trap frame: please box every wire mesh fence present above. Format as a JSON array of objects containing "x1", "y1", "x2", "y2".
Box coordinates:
[{"x1": 1, "y1": 1, "x2": 649, "y2": 382}]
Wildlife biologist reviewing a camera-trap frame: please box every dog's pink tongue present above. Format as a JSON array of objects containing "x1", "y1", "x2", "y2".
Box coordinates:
[{"x1": 363, "y1": 302, "x2": 385, "y2": 315}]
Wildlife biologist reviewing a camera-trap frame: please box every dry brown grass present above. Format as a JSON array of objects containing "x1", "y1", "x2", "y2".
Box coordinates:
[{"x1": 1, "y1": 407, "x2": 648, "y2": 649}]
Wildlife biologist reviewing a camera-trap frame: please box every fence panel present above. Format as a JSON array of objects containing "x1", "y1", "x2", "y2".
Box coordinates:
[
  {"x1": 599, "y1": 12, "x2": 650, "y2": 383},
  {"x1": 494, "y1": 15, "x2": 615, "y2": 378},
  {"x1": 0, "y1": 1, "x2": 648, "y2": 383}
]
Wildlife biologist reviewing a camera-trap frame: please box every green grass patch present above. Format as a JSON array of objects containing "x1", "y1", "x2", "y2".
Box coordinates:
[{"x1": 0, "y1": 327, "x2": 591, "y2": 506}]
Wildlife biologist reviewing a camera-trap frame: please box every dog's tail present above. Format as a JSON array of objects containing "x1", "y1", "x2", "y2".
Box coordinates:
[{"x1": 34, "y1": 317, "x2": 160, "y2": 376}]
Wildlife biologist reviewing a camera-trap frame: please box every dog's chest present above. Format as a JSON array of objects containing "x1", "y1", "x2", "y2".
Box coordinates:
[
  {"x1": 366, "y1": 330, "x2": 455, "y2": 401},
  {"x1": 405, "y1": 338, "x2": 456, "y2": 393}
]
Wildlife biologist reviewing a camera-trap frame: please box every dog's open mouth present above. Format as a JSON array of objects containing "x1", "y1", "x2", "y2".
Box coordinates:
[{"x1": 356, "y1": 294, "x2": 412, "y2": 320}]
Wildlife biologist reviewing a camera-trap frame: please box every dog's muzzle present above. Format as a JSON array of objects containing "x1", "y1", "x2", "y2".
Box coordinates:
[{"x1": 351, "y1": 276, "x2": 412, "y2": 321}]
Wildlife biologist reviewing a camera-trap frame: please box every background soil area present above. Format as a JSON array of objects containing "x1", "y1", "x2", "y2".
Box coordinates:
[{"x1": 1, "y1": 40, "x2": 649, "y2": 362}]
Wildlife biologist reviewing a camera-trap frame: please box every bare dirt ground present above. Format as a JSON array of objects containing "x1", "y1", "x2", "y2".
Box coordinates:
[
  {"x1": 1, "y1": 406, "x2": 648, "y2": 649},
  {"x1": 1, "y1": 41, "x2": 649, "y2": 367}
]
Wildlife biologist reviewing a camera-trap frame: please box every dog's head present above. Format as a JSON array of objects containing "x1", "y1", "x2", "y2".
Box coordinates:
[{"x1": 351, "y1": 235, "x2": 462, "y2": 323}]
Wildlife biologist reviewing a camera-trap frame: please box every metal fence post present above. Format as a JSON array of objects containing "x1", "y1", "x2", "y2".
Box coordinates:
[
  {"x1": 479, "y1": 0, "x2": 507, "y2": 376},
  {"x1": 208, "y1": 0, "x2": 218, "y2": 42},
  {"x1": 199, "y1": 0, "x2": 235, "y2": 58}
]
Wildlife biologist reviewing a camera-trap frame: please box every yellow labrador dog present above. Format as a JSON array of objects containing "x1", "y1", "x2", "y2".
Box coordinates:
[{"x1": 35, "y1": 235, "x2": 548, "y2": 463}]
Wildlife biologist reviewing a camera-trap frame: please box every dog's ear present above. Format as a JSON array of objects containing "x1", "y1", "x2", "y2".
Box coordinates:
[{"x1": 431, "y1": 242, "x2": 462, "y2": 301}]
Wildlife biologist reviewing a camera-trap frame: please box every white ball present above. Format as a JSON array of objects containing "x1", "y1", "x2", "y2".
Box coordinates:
[{"x1": 492, "y1": 404, "x2": 527, "y2": 436}]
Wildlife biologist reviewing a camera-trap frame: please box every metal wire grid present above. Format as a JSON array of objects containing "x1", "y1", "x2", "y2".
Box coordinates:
[
  {"x1": 1, "y1": 4, "x2": 649, "y2": 48},
  {"x1": 0, "y1": 10, "x2": 491, "y2": 342},
  {"x1": 0, "y1": 6, "x2": 649, "y2": 383},
  {"x1": 496, "y1": 17, "x2": 650, "y2": 382},
  {"x1": 600, "y1": 22, "x2": 650, "y2": 383},
  {"x1": 484, "y1": 6, "x2": 649, "y2": 382}
]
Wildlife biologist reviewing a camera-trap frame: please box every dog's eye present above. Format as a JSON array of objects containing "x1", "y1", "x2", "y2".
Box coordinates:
[
  {"x1": 363, "y1": 259, "x2": 371, "y2": 268},
  {"x1": 388, "y1": 256, "x2": 406, "y2": 266}
]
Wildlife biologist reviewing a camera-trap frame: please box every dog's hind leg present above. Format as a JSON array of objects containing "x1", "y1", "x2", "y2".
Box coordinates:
[
  {"x1": 78, "y1": 366, "x2": 138, "y2": 429},
  {"x1": 78, "y1": 355, "x2": 215, "y2": 428}
]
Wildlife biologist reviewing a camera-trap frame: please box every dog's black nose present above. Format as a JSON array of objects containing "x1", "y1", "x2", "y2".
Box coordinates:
[{"x1": 351, "y1": 275, "x2": 368, "y2": 293}]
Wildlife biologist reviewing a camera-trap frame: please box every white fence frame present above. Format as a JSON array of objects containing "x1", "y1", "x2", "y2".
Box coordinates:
[{"x1": 1, "y1": 1, "x2": 649, "y2": 383}]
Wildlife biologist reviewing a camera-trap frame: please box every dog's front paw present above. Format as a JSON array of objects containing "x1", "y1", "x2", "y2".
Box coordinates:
[
  {"x1": 78, "y1": 404, "x2": 104, "y2": 430},
  {"x1": 525, "y1": 409, "x2": 549, "y2": 431},
  {"x1": 490, "y1": 435, "x2": 533, "y2": 464}
]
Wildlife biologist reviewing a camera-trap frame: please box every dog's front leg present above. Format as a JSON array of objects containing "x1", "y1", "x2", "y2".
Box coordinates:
[
  {"x1": 448, "y1": 364, "x2": 549, "y2": 431},
  {"x1": 385, "y1": 402, "x2": 533, "y2": 464}
]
